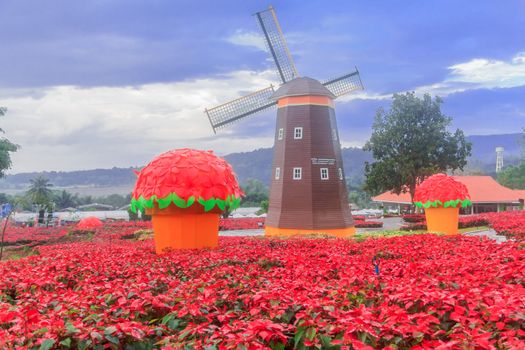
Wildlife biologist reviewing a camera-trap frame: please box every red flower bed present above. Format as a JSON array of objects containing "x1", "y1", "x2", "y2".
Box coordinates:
[
  {"x1": 482, "y1": 211, "x2": 525, "y2": 239},
  {"x1": 0, "y1": 225, "x2": 69, "y2": 244},
  {"x1": 219, "y1": 218, "x2": 265, "y2": 230},
  {"x1": 458, "y1": 215, "x2": 490, "y2": 229},
  {"x1": 402, "y1": 214, "x2": 426, "y2": 223},
  {"x1": 1, "y1": 234, "x2": 524, "y2": 349},
  {"x1": 400, "y1": 222, "x2": 427, "y2": 231},
  {"x1": 354, "y1": 220, "x2": 383, "y2": 228}
]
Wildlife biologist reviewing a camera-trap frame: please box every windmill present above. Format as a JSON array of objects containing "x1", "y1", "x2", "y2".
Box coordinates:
[{"x1": 205, "y1": 6, "x2": 364, "y2": 237}]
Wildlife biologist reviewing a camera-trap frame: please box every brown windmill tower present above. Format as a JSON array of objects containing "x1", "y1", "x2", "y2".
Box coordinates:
[{"x1": 205, "y1": 6, "x2": 364, "y2": 237}]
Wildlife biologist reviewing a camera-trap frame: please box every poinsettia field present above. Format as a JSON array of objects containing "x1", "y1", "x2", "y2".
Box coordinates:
[{"x1": 1, "y1": 225, "x2": 525, "y2": 349}]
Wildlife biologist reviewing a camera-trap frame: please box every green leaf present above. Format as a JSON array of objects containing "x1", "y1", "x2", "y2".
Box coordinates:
[
  {"x1": 59, "y1": 338, "x2": 72, "y2": 347},
  {"x1": 65, "y1": 322, "x2": 80, "y2": 334},
  {"x1": 306, "y1": 327, "x2": 317, "y2": 341},
  {"x1": 216, "y1": 199, "x2": 226, "y2": 211},
  {"x1": 104, "y1": 326, "x2": 117, "y2": 335},
  {"x1": 39, "y1": 339, "x2": 55, "y2": 350},
  {"x1": 144, "y1": 196, "x2": 155, "y2": 208},
  {"x1": 444, "y1": 201, "x2": 450, "y2": 208},
  {"x1": 173, "y1": 194, "x2": 187, "y2": 208},
  {"x1": 157, "y1": 194, "x2": 173, "y2": 209},
  {"x1": 198, "y1": 197, "x2": 206, "y2": 205},
  {"x1": 78, "y1": 340, "x2": 92, "y2": 350},
  {"x1": 186, "y1": 196, "x2": 195, "y2": 207},
  {"x1": 130, "y1": 200, "x2": 138, "y2": 213},
  {"x1": 105, "y1": 334, "x2": 120, "y2": 345},
  {"x1": 204, "y1": 199, "x2": 216, "y2": 212},
  {"x1": 294, "y1": 327, "x2": 307, "y2": 348}
]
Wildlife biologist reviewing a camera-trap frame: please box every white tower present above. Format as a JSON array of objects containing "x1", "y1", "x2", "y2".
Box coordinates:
[{"x1": 495, "y1": 147, "x2": 504, "y2": 173}]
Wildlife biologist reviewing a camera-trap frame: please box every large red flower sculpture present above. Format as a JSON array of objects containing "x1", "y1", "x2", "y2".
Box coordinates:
[
  {"x1": 77, "y1": 216, "x2": 103, "y2": 230},
  {"x1": 131, "y1": 148, "x2": 243, "y2": 213},
  {"x1": 413, "y1": 173, "x2": 471, "y2": 209}
]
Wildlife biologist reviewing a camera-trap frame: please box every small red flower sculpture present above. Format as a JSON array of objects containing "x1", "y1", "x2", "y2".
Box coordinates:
[
  {"x1": 413, "y1": 173, "x2": 471, "y2": 208},
  {"x1": 77, "y1": 216, "x2": 103, "y2": 230},
  {"x1": 131, "y1": 148, "x2": 243, "y2": 213}
]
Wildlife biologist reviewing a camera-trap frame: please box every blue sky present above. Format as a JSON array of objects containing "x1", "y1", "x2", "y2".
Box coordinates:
[{"x1": 0, "y1": 0, "x2": 524, "y2": 172}]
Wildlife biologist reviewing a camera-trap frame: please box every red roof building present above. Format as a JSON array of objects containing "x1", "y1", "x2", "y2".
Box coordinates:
[{"x1": 372, "y1": 176, "x2": 524, "y2": 214}]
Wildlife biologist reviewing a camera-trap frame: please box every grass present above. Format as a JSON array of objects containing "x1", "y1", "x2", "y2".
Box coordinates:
[
  {"x1": 0, "y1": 246, "x2": 40, "y2": 261},
  {"x1": 353, "y1": 226, "x2": 491, "y2": 241}
]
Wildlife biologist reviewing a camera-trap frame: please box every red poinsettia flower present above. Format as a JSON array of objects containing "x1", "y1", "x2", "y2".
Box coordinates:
[
  {"x1": 131, "y1": 148, "x2": 243, "y2": 213},
  {"x1": 413, "y1": 173, "x2": 471, "y2": 208},
  {"x1": 77, "y1": 216, "x2": 103, "y2": 229}
]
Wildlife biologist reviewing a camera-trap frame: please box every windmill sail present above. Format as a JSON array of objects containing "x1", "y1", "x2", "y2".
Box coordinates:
[
  {"x1": 205, "y1": 86, "x2": 277, "y2": 133},
  {"x1": 322, "y1": 69, "x2": 364, "y2": 97},
  {"x1": 254, "y1": 6, "x2": 298, "y2": 83}
]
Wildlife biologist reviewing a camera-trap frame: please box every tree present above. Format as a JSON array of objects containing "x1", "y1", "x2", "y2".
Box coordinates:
[
  {"x1": 240, "y1": 179, "x2": 268, "y2": 207},
  {"x1": 54, "y1": 190, "x2": 77, "y2": 209},
  {"x1": 364, "y1": 92, "x2": 471, "y2": 201},
  {"x1": 0, "y1": 107, "x2": 19, "y2": 178},
  {"x1": 497, "y1": 162, "x2": 525, "y2": 189},
  {"x1": 26, "y1": 176, "x2": 53, "y2": 224}
]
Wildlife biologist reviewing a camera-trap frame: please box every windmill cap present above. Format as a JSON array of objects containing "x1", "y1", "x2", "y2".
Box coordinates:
[{"x1": 270, "y1": 77, "x2": 336, "y2": 100}]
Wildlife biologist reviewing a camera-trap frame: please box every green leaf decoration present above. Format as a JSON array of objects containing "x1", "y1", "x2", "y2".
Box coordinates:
[
  {"x1": 157, "y1": 194, "x2": 173, "y2": 209},
  {"x1": 444, "y1": 201, "x2": 450, "y2": 208},
  {"x1": 144, "y1": 196, "x2": 155, "y2": 208},
  {"x1": 131, "y1": 193, "x2": 244, "y2": 212},
  {"x1": 414, "y1": 202, "x2": 423, "y2": 208},
  {"x1": 172, "y1": 194, "x2": 187, "y2": 208},
  {"x1": 130, "y1": 200, "x2": 138, "y2": 213},
  {"x1": 216, "y1": 199, "x2": 226, "y2": 211},
  {"x1": 204, "y1": 199, "x2": 216, "y2": 212}
]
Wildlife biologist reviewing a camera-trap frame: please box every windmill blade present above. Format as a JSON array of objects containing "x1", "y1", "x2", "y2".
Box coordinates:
[
  {"x1": 322, "y1": 68, "x2": 364, "y2": 98},
  {"x1": 205, "y1": 86, "x2": 277, "y2": 133},
  {"x1": 254, "y1": 6, "x2": 298, "y2": 83}
]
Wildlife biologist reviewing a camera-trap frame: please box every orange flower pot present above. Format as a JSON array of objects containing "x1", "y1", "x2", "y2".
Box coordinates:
[
  {"x1": 147, "y1": 205, "x2": 221, "y2": 253},
  {"x1": 424, "y1": 207, "x2": 459, "y2": 235}
]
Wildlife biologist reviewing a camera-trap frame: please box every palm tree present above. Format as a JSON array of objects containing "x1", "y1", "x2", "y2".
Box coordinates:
[
  {"x1": 54, "y1": 190, "x2": 76, "y2": 210},
  {"x1": 26, "y1": 176, "x2": 53, "y2": 224}
]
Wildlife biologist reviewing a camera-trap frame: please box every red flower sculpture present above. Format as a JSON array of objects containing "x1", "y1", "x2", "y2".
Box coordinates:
[
  {"x1": 413, "y1": 173, "x2": 471, "y2": 208},
  {"x1": 131, "y1": 148, "x2": 243, "y2": 213},
  {"x1": 77, "y1": 216, "x2": 103, "y2": 229}
]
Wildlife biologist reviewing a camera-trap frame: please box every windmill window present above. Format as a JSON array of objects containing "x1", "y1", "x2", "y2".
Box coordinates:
[
  {"x1": 332, "y1": 129, "x2": 338, "y2": 142},
  {"x1": 293, "y1": 167, "x2": 302, "y2": 180},
  {"x1": 278, "y1": 128, "x2": 284, "y2": 140},
  {"x1": 275, "y1": 167, "x2": 280, "y2": 180},
  {"x1": 338, "y1": 168, "x2": 343, "y2": 180},
  {"x1": 320, "y1": 168, "x2": 329, "y2": 180},
  {"x1": 294, "y1": 127, "x2": 303, "y2": 139}
]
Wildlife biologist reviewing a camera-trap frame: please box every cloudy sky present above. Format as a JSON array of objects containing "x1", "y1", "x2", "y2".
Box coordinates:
[{"x1": 0, "y1": 0, "x2": 524, "y2": 173}]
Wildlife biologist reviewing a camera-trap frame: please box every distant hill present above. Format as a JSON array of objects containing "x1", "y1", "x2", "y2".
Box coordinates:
[
  {"x1": 0, "y1": 133, "x2": 522, "y2": 195},
  {"x1": 468, "y1": 133, "x2": 522, "y2": 161}
]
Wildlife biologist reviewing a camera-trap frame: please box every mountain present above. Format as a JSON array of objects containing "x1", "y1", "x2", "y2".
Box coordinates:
[
  {"x1": 0, "y1": 133, "x2": 521, "y2": 195},
  {"x1": 468, "y1": 133, "x2": 522, "y2": 162}
]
